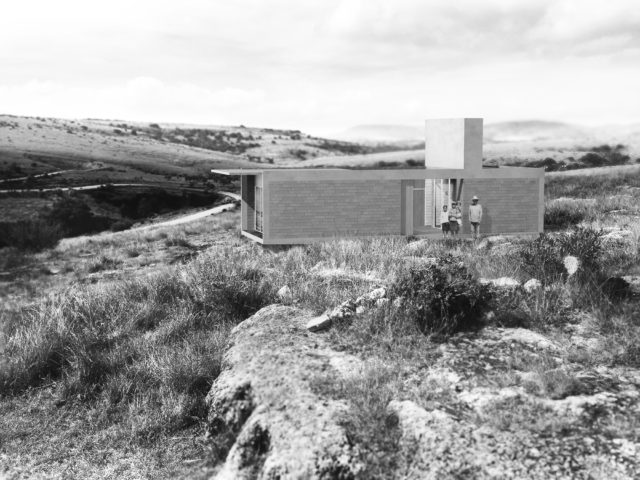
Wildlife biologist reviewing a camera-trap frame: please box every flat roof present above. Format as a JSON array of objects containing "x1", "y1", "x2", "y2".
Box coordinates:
[
  {"x1": 211, "y1": 168, "x2": 348, "y2": 175},
  {"x1": 211, "y1": 166, "x2": 544, "y2": 180}
]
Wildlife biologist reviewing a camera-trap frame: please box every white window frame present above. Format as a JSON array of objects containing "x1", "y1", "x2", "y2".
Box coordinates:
[{"x1": 254, "y1": 184, "x2": 263, "y2": 233}]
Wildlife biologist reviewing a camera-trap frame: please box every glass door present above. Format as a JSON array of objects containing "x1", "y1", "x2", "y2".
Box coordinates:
[
  {"x1": 432, "y1": 179, "x2": 451, "y2": 227},
  {"x1": 255, "y1": 184, "x2": 263, "y2": 233}
]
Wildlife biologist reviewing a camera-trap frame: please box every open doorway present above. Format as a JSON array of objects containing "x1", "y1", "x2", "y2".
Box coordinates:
[
  {"x1": 403, "y1": 179, "x2": 461, "y2": 235},
  {"x1": 431, "y1": 179, "x2": 456, "y2": 227},
  {"x1": 241, "y1": 174, "x2": 264, "y2": 238}
]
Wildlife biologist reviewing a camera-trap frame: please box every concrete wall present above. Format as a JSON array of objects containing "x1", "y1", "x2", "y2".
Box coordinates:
[
  {"x1": 425, "y1": 118, "x2": 483, "y2": 172},
  {"x1": 459, "y1": 177, "x2": 542, "y2": 235},
  {"x1": 265, "y1": 179, "x2": 401, "y2": 243}
]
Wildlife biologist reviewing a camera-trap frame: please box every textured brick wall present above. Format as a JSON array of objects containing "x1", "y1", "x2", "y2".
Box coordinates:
[
  {"x1": 424, "y1": 179, "x2": 434, "y2": 225},
  {"x1": 267, "y1": 180, "x2": 401, "y2": 239},
  {"x1": 461, "y1": 178, "x2": 540, "y2": 234}
]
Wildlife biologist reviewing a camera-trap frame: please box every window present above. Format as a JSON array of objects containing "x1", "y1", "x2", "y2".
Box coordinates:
[{"x1": 255, "y1": 185, "x2": 263, "y2": 233}]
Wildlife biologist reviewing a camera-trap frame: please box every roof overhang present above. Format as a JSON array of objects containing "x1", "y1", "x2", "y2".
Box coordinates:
[
  {"x1": 211, "y1": 169, "x2": 265, "y2": 175},
  {"x1": 211, "y1": 168, "x2": 349, "y2": 176},
  {"x1": 211, "y1": 167, "x2": 544, "y2": 180}
]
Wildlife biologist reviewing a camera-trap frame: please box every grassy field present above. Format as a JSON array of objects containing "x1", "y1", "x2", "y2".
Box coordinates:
[
  {"x1": 0, "y1": 115, "x2": 426, "y2": 246},
  {"x1": 1, "y1": 164, "x2": 640, "y2": 477}
]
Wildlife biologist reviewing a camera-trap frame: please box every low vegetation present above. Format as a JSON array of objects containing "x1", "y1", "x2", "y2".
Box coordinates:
[
  {"x1": 391, "y1": 255, "x2": 492, "y2": 336},
  {"x1": 510, "y1": 144, "x2": 635, "y2": 171},
  {"x1": 0, "y1": 188, "x2": 223, "y2": 251},
  {"x1": 1, "y1": 167, "x2": 640, "y2": 477}
]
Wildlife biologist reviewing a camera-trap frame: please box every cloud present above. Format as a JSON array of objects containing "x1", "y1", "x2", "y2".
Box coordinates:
[
  {"x1": 0, "y1": 0, "x2": 639, "y2": 130},
  {"x1": 0, "y1": 77, "x2": 264, "y2": 125}
]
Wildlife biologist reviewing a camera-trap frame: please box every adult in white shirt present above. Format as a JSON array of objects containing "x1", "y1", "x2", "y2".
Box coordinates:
[{"x1": 469, "y1": 195, "x2": 483, "y2": 239}]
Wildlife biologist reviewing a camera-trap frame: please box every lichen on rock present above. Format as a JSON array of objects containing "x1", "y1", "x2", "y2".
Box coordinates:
[{"x1": 206, "y1": 305, "x2": 363, "y2": 479}]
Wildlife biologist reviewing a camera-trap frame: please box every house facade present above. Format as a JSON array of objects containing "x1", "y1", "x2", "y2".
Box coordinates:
[{"x1": 212, "y1": 118, "x2": 544, "y2": 245}]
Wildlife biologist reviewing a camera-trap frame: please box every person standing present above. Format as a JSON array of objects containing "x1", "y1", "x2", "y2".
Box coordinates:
[
  {"x1": 448, "y1": 201, "x2": 461, "y2": 237},
  {"x1": 440, "y1": 205, "x2": 450, "y2": 237},
  {"x1": 469, "y1": 195, "x2": 483, "y2": 239}
]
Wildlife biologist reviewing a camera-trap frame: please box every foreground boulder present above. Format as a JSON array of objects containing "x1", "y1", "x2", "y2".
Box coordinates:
[
  {"x1": 206, "y1": 306, "x2": 640, "y2": 479},
  {"x1": 206, "y1": 305, "x2": 362, "y2": 479}
]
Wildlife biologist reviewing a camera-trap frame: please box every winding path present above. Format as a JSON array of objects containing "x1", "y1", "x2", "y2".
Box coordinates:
[
  {"x1": 0, "y1": 167, "x2": 106, "y2": 184},
  {"x1": 123, "y1": 191, "x2": 240, "y2": 232},
  {"x1": 0, "y1": 183, "x2": 150, "y2": 194}
]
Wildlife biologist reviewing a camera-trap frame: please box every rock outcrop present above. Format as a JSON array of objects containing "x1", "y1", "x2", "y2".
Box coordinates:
[
  {"x1": 206, "y1": 305, "x2": 363, "y2": 479},
  {"x1": 207, "y1": 305, "x2": 640, "y2": 479},
  {"x1": 390, "y1": 326, "x2": 640, "y2": 479}
]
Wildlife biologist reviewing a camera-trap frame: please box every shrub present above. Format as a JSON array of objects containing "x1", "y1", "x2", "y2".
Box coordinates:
[
  {"x1": 0, "y1": 247, "x2": 28, "y2": 270},
  {"x1": 561, "y1": 226, "x2": 603, "y2": 279},
  {"x1": 519, "y1": 227, "x2": 604, "y2": 285},
  {"x1": 110, "y1": 219, "x2": 134, "y2": 232},
  {"x1": 86, "y1": 255, "x2": 121, "y2": 273},
  {"x1": 391, "y1": 255, "x2": 491, "y2": 337},
  {"x1": 519, "y1": 235, "x2": 565, "y2": 284},
  {"x1": 492, "y1": 282, "x2": 572, "y2": 330},
  {"x1": 544, "y1": 199, "x2": 588, "y2": 229},
  {"x1": 0, "y1": 219, "x2": 63, "y2": 251},
  {"x1": 46, "y1": 196, "x2": 111, "y2": 237}
]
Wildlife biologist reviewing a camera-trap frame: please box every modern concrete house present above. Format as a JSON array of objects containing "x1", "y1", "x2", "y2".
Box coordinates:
[{"x1": 212, "y1": 118, "x2": 544, "y2": 245}]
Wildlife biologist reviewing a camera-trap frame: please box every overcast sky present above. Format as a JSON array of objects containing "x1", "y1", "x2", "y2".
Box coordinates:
[{"x1": 1, "y1": 0, "x2": 639, "y2": 134}]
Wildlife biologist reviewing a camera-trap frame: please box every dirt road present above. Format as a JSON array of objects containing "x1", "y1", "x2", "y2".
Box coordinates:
[
  {"x1": 129, "y1": 202, "x2": 237, "y2": 231},
  {"x1": 0, "y1": 167, "x2": 106, "y2": 184}
]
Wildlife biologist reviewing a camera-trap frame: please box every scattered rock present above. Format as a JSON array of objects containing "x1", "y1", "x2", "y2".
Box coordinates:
[
  {"x1": 375, "y1": 298, "x2": 389, "y2": 308},
  {"x1": 499, "y1": 328, "x2": 559, "y2": 351},
  {"x1": 330, "y1": 299, "x2": 356, "y2": 320},
  {"x1": 368, "y1": 287, "x2": 386, "y2": 300},
  {"x1": 475, "y1": 239, "x2": 490, "y2": 250},
  {"x1": 523, "y1": 278, "x2": 542, "y2": 293},
  {"x1": 403, "y1": 239, "x2": 431, "y2": 254},
  {"x1": 485, "y1": 235, "x2": 510, "y2": 244},
  {"x1": 458, "y1": 386, "x2": 524, "y2": 410},
  {"x1": 355, "y1": 287, "x2": 386, "y2": 306},
  {"x1": 276, "y1": 285, "x2": 292, "y2": 302},
  {"x1": 312, "y1": 266, "x2": 384, "y2": 283},
  {"x1": 479, "y1": 277, "x2": 520, "y2": 289},
  {"x1": 601, "y1": 228, "x2": 634, "y2": 244},
  {"x1": 483, "y1": 310, "x2": 496, "y2": 322},
  {"x1": 528, "y1": 447, "x2": 542, "y2": 459},
  {"x1": 563, "y1": 255, "x2": 580, "y2": 276},
  {"x1": 392, "y1": 297, "x2": 405, "y2": 309},
  {"x1": 306, "y1": 314, "x2": 332, "y2": 332},
  {"x1": 622, "y1": 275, "x2": 640, "y2": 295},
  {"x1": 541, "y1": 391, "x2": 619, "y2": 416}
]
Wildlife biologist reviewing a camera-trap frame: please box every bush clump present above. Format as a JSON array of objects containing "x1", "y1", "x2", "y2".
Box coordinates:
[
  {"x1": 544, "y1": 199, "x2": 587, "y2": 229},
  {"x1": 519, "y1": 227, "x2": 604, "y2": 285},
  {"x1": 391, "y1": 255, "x2": 491, "y2": 337},
  {"x1": 0, "y1": 219, "x2": 63, "y2": 251}
]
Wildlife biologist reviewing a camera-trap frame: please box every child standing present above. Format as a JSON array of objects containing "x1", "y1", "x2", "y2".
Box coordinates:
[{"x1": 440, "y1": 205, "x2": 450, "y2": 237}]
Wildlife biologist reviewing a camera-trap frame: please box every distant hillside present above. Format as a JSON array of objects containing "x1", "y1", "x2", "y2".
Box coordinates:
[
  {"x1": 332, "y1": 124, "x2": 424, "y2": 143},
  {"x1": 483, "y1": 120, "x2": 588, "y2": 143},
  {"x1": 335, "y1": 120, "x2": 589, "y2": 144},
  {"x1": 329, "y1": 120, "x2": 640, "y2": 168}
]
